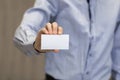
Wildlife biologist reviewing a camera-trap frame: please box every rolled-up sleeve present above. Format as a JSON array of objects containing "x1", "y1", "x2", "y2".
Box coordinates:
[{"x1": 13, "y1": 0, "x2": 58, "y2": 56}]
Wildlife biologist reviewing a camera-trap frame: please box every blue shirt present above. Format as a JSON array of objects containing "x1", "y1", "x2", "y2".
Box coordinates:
[{"x1": 13, "y1": 0, "x2": 120, "y2": 80}]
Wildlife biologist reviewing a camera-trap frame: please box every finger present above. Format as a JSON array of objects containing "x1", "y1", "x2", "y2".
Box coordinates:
[
  {"x1": 52, "y1": 22, "x2": 58, "y2": 34},
  {"x1": 57, "y1": 26, "x2": 63, "y2": 34},
  {"x1": 54, "y1": 49, "x2": 60, "y2": 53},
  {"x1": 40, "y1": 27, "x2": 49, "y2": 34},
  {"x1": 46, "y1": 23, "x2": 52, "y2": 34}
]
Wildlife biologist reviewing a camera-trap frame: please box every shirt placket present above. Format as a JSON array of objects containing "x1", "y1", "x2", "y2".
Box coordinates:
[{"x1": 83, "y1": 0, "x2": 97, "y2": 80}]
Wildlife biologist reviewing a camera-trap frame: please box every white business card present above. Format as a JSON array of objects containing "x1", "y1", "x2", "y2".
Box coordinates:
[{"x1": 41, "y1": 34, "x2": 69, "y2": 50}]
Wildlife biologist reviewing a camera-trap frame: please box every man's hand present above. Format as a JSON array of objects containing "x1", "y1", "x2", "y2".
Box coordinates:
[{"x1": 33, "y1": 22, "x2": 63, "y2": 53}]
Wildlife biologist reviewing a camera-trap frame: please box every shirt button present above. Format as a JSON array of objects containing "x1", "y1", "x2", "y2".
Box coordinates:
[
  {"x1": 86, "y1": 71, "x2": 90, "y2": 75},
  {"x1": 89, "y1": 53, "x2": 93, "y2": 57}
]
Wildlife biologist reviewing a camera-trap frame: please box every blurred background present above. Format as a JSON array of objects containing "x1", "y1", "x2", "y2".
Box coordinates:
[{"x1": 0, "y1": 0, "x2": 45, "y2": 80}]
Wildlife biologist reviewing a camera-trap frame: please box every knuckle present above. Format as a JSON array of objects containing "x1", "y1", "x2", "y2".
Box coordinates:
[
  {"x1": 46, "y1": 23, "x2": 51, "y2": 28},
  {"x1": 59, "y1": 26, "x2": 63, "y2": 30},
  {"x1": 46, "y1": 22, "x2": 51, "y2": 26},
  {"x1": 53, "y1": 22, "x2": 58, "y2": 25},
  {"x1": 52, "y1": 22, "x2": 58, "y2": 28}
]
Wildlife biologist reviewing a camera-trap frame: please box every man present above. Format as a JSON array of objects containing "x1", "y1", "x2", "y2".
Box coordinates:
[{"x1": 13, "y1": 0, "x2": 120, "y2": 80}]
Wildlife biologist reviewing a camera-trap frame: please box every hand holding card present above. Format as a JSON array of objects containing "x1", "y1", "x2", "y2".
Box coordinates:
[{"x1": 33, "y1": 22, "x2": 66, "y2": 53}]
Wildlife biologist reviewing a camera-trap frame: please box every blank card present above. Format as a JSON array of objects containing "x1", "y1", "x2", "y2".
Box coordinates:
[{"x1": 41, "y1": 34, "x2": 69, "y2": 50}]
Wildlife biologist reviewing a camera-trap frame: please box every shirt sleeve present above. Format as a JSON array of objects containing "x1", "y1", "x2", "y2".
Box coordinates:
[
  {"x1": 13, "y1": 0, "x2": 58, "y2": 56},
  {"x1": 112, "y1": 20, "x2": 120, "y2": 80}
]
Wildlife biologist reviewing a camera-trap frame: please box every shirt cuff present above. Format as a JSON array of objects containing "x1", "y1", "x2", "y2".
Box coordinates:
[{"x1": 13, "y1": 36, "x2": 40, "y2": 56}]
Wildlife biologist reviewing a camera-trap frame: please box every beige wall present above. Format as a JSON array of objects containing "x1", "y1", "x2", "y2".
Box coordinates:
[{"x1": 0, "y1": 0, "x2": 45, "y2": 80}]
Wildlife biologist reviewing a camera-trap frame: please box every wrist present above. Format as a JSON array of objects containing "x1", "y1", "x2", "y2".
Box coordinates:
[{"x1": 33, "y1": 41, "x2": 46, "y2": 53}]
